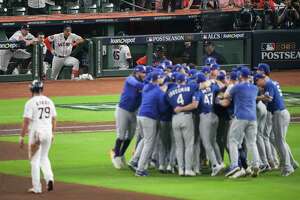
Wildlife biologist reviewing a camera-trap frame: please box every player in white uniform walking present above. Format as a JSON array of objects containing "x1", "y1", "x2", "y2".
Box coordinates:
[
  {"x1": 112, "y1": 32, "x2": 132, "y2": 70},
  {"x1": 19, "y1": 80, "x2": 57, "y2": 194},
  {"x1": 45, "y1": 25, "x2": 84, "y2": 80},
  {"x1": 0, "y1": 25, "x2": 35, "y2": 74}
]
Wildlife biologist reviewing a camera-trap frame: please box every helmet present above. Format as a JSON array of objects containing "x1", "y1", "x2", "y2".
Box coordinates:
[
  {"x1": 29, "y1": 80, "x2": 43, "y2": 93},
  {"x1": 163, "y1": 60, "x2": 173, "y2": 68}
]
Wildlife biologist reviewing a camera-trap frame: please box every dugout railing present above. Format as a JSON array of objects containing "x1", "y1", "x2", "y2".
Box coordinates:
[{"x1": 92, "y1": 31, "x2": 252, "y2": 77}]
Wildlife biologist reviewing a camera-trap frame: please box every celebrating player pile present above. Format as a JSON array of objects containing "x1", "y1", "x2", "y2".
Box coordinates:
[{"x1": 111, "y1": 59, "x2": 299, "y2": 178}]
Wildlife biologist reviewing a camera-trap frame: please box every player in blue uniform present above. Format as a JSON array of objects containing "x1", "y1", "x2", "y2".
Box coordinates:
[
  {"x1": 111, "y1": 65, "x2": 146, "y2": 169},
  {"x1": 129, "y1": 71, "x2": 166, "y2": 176},
  {"x1": 166, "y1": 73, "x2": 198, "y2": 176},
  {"x1": 255, "y1": 73, "x2": 298, "y2": 176},
  {"x1": 221, "y1": 67, "x2": 260, "y2": 178},
  {"x1": 195, "y1": 72, "x2": 224, "y2": 176}
]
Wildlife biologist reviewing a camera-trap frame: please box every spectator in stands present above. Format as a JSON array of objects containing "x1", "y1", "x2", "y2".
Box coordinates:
[
  {"x1": 200, "y1": 0, "x2": 220, "y2": 9},
  {"x1": 258, "y1": 0, "x2": 277, "y2": 29},
  {"x1": 278, "y1": 0, "x2": 300, "y2": 28},
  {"x1": 28, "y1": 0, "x2": 47, "y2": 15},
  {"x1": 162, "y1": 0, "x2": 176, "y2": 12},
  {"x1": 233, "y1": 0, "x2": 262, "y2": 30},
  {"x1": 219, "y1": 0, "x2": 244, "y2": 8},
  {"x1": 203, "y1": 41, "x2": 227, "y2": 65}
]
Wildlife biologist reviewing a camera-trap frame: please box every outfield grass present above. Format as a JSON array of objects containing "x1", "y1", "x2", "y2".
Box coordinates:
[
  {"x1": 1, "y1": 86, "x2": 300, "y2": 125},
  {"x1": 0, "y1": 124, "x2": 299, "y2": 200},
  {"x1": 0, "y1": 95, "x2": 119, "y2": 124}
]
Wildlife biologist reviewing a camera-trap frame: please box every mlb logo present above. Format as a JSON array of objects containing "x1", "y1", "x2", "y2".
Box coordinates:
[
  {"x1": 261, "y1": 43, "x2": 275, "y2": 51},
  {"x1": 147, "y1": 37, "x2": 153, "y2": 42}
]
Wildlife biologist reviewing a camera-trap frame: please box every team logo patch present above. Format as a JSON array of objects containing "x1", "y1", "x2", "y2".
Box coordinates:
[{"x1": 56, "y1": 102, "x2": 117, "y2": 111}]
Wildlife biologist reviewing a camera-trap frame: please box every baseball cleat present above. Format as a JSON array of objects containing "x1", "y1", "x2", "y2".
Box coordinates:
[
  {"x1": 28, "y1": 188, "x2": 42, "y2": 194},
  {"x1": 159, "y1": 165, "x2": 166, "y2": 173},
  {"x1": 47, "y1": 180, "x2": 54, "y2": 192},
  {"x1": 185, "y1": 170, "x2": 196, "y2": 177},
  {"x1": 259, "y1": 164, "x2": 271, "y2": 173},
  {"x1": 293, "y1": 160, "x2": 299, "y2": 170},
  {"x1": 112, "y1": 156, "x2": 122, "y2": 169},
  {"x1": 166, "y1": 165, "x2": 175, "y2": 174},
  {"x1": 211, "y1": 165, "x2": 223, "y2": 177},
  {"x1": 229, "y1": 168, "x2": 246, "y2": 179},
  {"x1": 121, "y1": 156, "x2": 126, "y2": 168},
  {"x1": 245, "y1": 167, "x2": 252, "y2": 176},
  {"x1": 225, "y1": 165, "x2": 240, "y2": 177},
  {"x1": 135, "y1": 170, "x2": 149, "y2": 177},
  {"x1": 178, "y1": 168, "x2": 185, "y2": 176},
  {"x1": 251, "y1": 167, "x2": 260, "y2": 177},
  {"x1": 128, "y1": 161, "x2": 138, "y2": 172},
  {"x1": 281, "y1": 169, "x2": 294, "y2": 177}
]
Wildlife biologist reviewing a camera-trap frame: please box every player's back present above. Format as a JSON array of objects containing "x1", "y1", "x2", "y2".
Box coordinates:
[
  {"x1": 167, "y1": 83, "x2": 196, "y2": 109},
  {"x1": 24, "y1": 95, "x2": 57, "y2": 132}
]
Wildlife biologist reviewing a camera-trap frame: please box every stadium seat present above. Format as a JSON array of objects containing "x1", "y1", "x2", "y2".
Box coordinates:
[
  {"x1": 82, "y1": 4, "x2": 98, "y2": 13},
  {"x1": 102, "y1": 3, "x2": 114, "y2": 12},
  {"x1": 48, "y1": 5, "x2": 62, "y2": 14},
  {"x1": 0, "y1": 7, "x2": 7, "y2": 16},
  {"x1": 65, "y1": 5, "x2": 80, "y2": 14},
  {"x1": 12, "y1": 7, "x2": 26, "y2": 16}
]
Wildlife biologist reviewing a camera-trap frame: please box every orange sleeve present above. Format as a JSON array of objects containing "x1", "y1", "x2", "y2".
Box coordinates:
[
  {"x1": 136, "y1": 56, "x2": 147, "y2": 65},
  {"x1": 44, "y1": 37, "x2": 52, "y2": 51}
]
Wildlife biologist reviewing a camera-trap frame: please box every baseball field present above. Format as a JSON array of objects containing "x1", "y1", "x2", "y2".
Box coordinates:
[{"x1": 1, "y1": 71, "x2": 300, "y2": 200}]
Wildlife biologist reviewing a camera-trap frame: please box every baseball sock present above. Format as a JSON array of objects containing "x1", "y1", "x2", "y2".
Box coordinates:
[
  {"x1": 120, "y1": 139, "x2": 131, "y2": 156},
  {"x1": 114, "y1": 139, "x2": 123, "y2": 157},
  {"x1": 238, "y1": 148, "x2": 248, "y2": 169}
]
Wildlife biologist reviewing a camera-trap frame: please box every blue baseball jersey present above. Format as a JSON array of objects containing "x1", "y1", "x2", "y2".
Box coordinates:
[
  {"x1": 196, "y1": 84, "x2": 220, "y2": 114},
  {"x1": 264, "y1": 80, "x2": 285, "y2": 113},
  {"x1": 166, "y1": 83, "x2": 197, "y2": 110},
  {"x1": 118, "y1": 75, "x2": 144, "y2": 112},
  {"x1": 159, "y1": 93, "x2": 173, "y2": 122},
  {"x1": 229, "y1": 82, "x2": 258, "y2": 121},
  {"x1": 138, "y1": 83, "x2": 165, "y2": 120}
]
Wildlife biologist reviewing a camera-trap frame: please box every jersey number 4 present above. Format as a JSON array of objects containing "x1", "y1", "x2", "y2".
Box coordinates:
[
  {"x1": 38, "y1": 107, "x2": 50, "y2": 119},
  {"x1": 177, "y1": 94, "x2": 185, "y2": 105}
]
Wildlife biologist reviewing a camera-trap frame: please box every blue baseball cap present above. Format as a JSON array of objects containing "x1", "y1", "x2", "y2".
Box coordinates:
[
  {"x1": 196, "y1": 72, "x2": 207, "y2": 83},
  {"x1": 240, "y1": 67, "x2": 250, "y2": 78},
  {"x1": 157, "y1": 63, "x2": 166, "y2": 71},
  {"x1": 257, "y1": 63, "x2": 270, "y2": 75},
  {"x1": 201, "y1": 66, "x2": 211, "y2": 74},
  {"x1": 163, "y1": 60, "x2": 173, "y2": 67},
  {"x1": 230, "y1": 71, "x2": 238, "y2": 81},
  {"x1": 176, "y1": 73, "x2": 186, "y2": 82},
  {"x1": 171, "y1": 72, "x2": 179, "y2": 82},
  {"x1": 174, "y1": 64, "x2": 183, "y2": 72},
  {"x1": 134, "y1": 65, "x2": 146, "y2": 73},
  {"x1": 145, "y1": 65, "x2": 153, "y2": 74},
  {"x1": 188, "y1": 69, "x2": 198, "y2": 77},
  {"x1": 217, "y1": 71, "x2": 226, "y2": 81},
  {"x1": 211, "y1": 63, "x2": 220, "y2": 71},
  {"x1": 254, "y1": 73, "x2": 266, "y2": 82},
  {"x1": 150, "y1": 71, "x2": 164, "y2": 81},
  {"x1": 205, "y1": 57, "x2": 217, "y2": 65}
]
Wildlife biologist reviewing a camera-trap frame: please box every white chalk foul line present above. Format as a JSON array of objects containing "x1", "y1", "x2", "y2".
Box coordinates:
[{"x1": 0, "y1": 124, "x2": 115, "y2": 133}]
